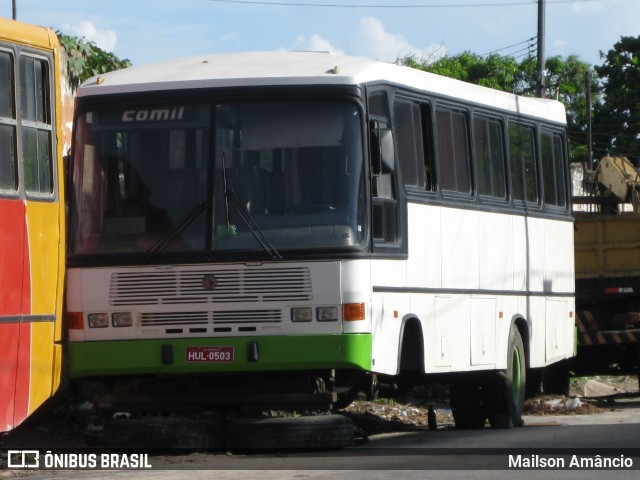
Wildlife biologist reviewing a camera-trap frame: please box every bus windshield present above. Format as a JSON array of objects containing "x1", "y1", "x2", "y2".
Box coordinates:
[{"x1": 69, "y1": 100, "x2": 367, "y2": 258}]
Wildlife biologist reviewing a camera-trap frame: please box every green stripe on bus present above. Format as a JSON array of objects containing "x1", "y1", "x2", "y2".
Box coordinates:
[{"x1": 68, "y1": 334, "x2": 372, "y2": 378}]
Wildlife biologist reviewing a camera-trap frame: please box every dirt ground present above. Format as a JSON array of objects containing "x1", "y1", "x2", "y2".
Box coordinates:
[
  {"x1": 341, "y1": 374, "x2": 640, "y2": 434},
  {"x1": 1, "y1": 374, "x2": 638, "y2": 452}
]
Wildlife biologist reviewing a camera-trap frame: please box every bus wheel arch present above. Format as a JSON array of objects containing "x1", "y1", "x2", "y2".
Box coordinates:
[
  {"x1": 397, "y1": 315, "x2": 425, "y2": 376},
  {"x1": 380, "y1": 316, "x2": 425, "y2": 398}
]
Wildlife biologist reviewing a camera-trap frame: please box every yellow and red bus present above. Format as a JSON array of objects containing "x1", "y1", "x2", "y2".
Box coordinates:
[{"x1": 0, "y1": 17, "x2": 65, "y2": 432}]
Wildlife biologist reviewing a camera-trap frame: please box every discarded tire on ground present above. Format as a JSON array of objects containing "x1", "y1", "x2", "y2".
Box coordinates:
[{"x1": 224, "y1": 414, "x2": 354, "y2": 450}]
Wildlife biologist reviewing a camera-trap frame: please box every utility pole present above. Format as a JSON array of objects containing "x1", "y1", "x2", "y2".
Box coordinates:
[
  {"x1": 586, "y1": 70, "x2": 594, "y2": 168},
  {"x1": 12, "y1": 0, "x2": 17, "y2": 20},
  {"x1": 536, "y1": 0, "x2": 546, "y2": 98}
]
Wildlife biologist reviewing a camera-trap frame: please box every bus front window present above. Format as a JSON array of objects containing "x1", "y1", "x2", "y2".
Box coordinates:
[{"x1": 69, "y1": 100, "x2": 367, "y2": 259}]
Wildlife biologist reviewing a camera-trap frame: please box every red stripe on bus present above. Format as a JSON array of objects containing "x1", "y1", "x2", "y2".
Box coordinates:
[{"x1": 0, "y1": 324, "x2": 20, "y2": 430}]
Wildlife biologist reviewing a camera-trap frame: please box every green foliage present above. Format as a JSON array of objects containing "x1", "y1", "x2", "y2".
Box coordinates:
[
  {"x1": 593, "y1": 36, "x2": 640, "y2": 163},
  {"x1": 546, "y1": 55, "x2": 598, "y2": 165},
  {"x1": 56, "y1": 32, "x2": 131, "y2": 89},
  {"x1": 401, "y1": 52, "x2": 527, "y2": 93}
]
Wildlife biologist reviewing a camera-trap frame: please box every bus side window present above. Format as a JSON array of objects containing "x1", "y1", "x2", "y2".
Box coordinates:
[
  {"x1": 436, "y1": 106, "x2": 471, "y2": 195},
  {"x1": 541, "y1": 130, "x2": 567, "y2": 208},
  {"x1": 474, "y1": 115, "x2": 507, "y2": 200},
  {"x1": 508, "y1": 123, "x2": 538, "y2": 204},
  {"x1": 0, "y1": 50, "x2": 17, "y2": 192},
  {"x1": 393, "y1": 99, "x2": 435, "y2": 192},
  {"x1": 19, "y1": 55, "x2": 53, "y2": 196}
]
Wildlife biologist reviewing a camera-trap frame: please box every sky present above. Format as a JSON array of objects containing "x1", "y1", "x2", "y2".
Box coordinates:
[{"x1": 1, "y1": 0, "x2": 639, "y2": 68}]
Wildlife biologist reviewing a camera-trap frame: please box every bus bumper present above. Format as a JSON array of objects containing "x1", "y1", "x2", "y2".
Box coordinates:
[{"x1": 67, "y1": 334, "x2": 372, "y2": 377}]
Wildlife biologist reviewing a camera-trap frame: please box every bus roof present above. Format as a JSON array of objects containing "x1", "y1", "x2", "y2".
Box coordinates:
[
  {"x1": 78, "y1": 51, "x2": 566, "y2": 124},
  {"x1": 0, "y1": 17, "x2": 58, "y2": 50}
]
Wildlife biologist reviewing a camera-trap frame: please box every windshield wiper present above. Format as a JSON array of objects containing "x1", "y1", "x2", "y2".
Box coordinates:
[
  {"x1": 221, "y1": 153, "x2": 282, "y2": 261},
  {"x1": 145, "y1": 202, "x2": 206, "y2": 262}
]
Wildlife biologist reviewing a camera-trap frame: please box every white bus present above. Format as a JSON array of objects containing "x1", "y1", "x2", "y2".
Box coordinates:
[{"x1": 66, "y1": 51, "x2": 574, "y2": 429}]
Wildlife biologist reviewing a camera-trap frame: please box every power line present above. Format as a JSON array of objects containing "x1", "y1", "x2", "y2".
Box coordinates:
[
  {"x1": 205, "y1": 0, "x2": 606, "y2": 8},
  {"x1": 481, "y1": 37, "x2": 535, "y2": 56},
  {"x1": 512, "y1": 46, "x2": 537, "y2": 60}
]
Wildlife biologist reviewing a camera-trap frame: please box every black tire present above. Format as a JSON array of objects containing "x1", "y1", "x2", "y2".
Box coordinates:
[
  {"x1": 488, "y1": 326, "x2": 526, "y2": 429},
  {"x1": 224, "y1": 414, "x2": 354, "y2": 450},
  {"x1": 449, "y1": 379, "x2": 487, "y2": 430}
]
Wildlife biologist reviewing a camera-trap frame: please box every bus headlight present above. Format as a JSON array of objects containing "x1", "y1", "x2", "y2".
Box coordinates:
[
  {"x1": 317, "y1": 306, "x2": 339, "y2": 322},
  {"x1": 88, "y1": 313, "x2": 109, "y2": 328},
  {"x1": 291, "y1": 307, "x2": 312, "y2": 322},
  {"x1": 112, "y1": 312, "x2": 133, "y2": 327}
]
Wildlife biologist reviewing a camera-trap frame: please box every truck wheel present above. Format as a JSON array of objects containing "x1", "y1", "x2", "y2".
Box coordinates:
[{"x1": 488, "y1": 326, "x2": 526, "y2": 429}]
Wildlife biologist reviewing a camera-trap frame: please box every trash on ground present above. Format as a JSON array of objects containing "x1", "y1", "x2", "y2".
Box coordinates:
[{"x1": 583, "y1": 379, "x2": 624, "y2": 398}]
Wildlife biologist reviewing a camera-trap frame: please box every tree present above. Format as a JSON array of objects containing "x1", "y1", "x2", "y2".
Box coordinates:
[
  {"x1": 544, "y1": 55, "x2": 598, "y2": 165},
  {"x1": 399, "y1": 52, "x2": 597, "y2": 164},
  {"x1": 593, "y1": 36, "x2": 640, "y2": 164},
  {"x1": 56, "y1": 33, "x2": 131, "y2": 90},
  {"x1": 401, "y1": 52, "x2": 527, "y2": 93}
]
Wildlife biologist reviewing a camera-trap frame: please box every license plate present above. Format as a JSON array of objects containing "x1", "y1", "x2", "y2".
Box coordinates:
[{"x1": 185, "y1": 346, "x2": 235, "y2": 363}]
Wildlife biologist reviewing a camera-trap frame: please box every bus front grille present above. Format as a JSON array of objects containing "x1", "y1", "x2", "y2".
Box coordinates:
[{"x1": 109, "y1": 267, "x2": 312, "y2": 306}]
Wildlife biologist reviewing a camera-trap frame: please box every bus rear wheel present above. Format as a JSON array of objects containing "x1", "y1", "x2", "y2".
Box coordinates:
[{"x1": 488, "y1": 326, "x2": 526, "y2": 429}]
